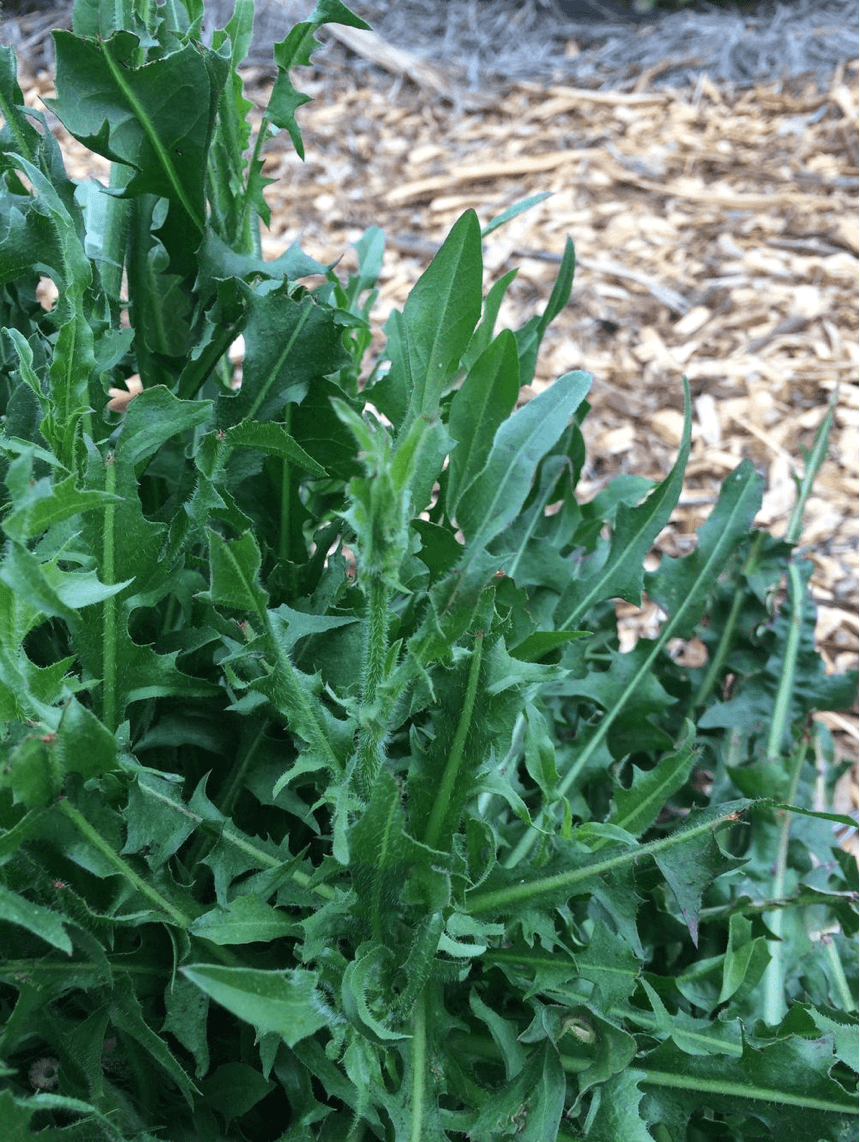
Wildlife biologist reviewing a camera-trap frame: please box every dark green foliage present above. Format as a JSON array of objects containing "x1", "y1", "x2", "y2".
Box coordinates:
[{"x1": 0, "y1": 2, "x2": 856, "y2": 1138}]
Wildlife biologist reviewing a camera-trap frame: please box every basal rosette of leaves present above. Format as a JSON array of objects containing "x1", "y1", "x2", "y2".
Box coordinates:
[{"x1": 0, "y1": 1, "x2": 856, "y2": 1139}]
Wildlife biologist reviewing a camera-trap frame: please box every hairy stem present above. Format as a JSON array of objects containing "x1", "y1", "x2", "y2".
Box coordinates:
[
  {"x1": 472, "y1": 803, "x2": 747, "y2": 915},
  {"x1": 356, "y1": 575, "x2": 391, "y2": 796}
]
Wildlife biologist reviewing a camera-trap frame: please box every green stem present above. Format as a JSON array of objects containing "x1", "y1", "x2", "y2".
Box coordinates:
[
  {"x1": 451, "y1": 1032, "x2": 591, "y2": 1075},
  {"x1": 688, "y1": 531, "x2": 764, "y2": 716},
  {"x1": 639, "y1": 1064, "x2": 855, "y2": 1115},
  {"x1": 470, "y1": 803, "x2": 746, "y2": 915},
  {"x1": 56, "y1": 798, "x2": 192, "y2": 928},
  {"x1": 762, "y1": 732, "x2": 808, "y2": 1025},
  {"x1": 279, "y1": 406, "x2": 292, "y2": 562},
  {"x1": 408, "y1": 990, "x2": 428, "y2": 1142},
  {"x1": 784, "y1": 388, "x2": 837, "y2": 547},
  {"x1": 0, "y1": 77, "x2": 36, "y2": 164},
  {"x1": 823, "y1": 933, "x2": 855, "y2": 1013},
  {"x1": 423, "y1": 630, "x2": 484, "y2": 849},
  {"x1": 237, "y1": 110, "x2": 272, "y2": 256},
  {"x1": 102, "y1": 454, "x2": 118, "y2": 733},
  {"x1": 764, "y1": 558, "x2": 804, "y2": 763},
  {"x1": 99, "y1": 164, "x2": 134, "y2": 321}
]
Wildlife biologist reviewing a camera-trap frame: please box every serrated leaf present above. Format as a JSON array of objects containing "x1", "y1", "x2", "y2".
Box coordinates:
[
  {"x1": 58, "y1": 697, "x2": 118, "y2": 784},
  {"x1": 639, "y1": 1034, "x2": 857, "y2": 1138},
  {"x1": 224, "y1": 419, "x2": 327, "y2": 476},
  {"x1": 587, "y1": 1068, "x2": 653, "y2": 1142},
  {"x1": 608, "y1": 721, "x2": 697, "y2": 837},
  {"x1": 190, "y1": 896, "x2": 298, "y2": 945},
  {"x1": 121, "y1": 772, "x2": 198, "y2": 870},
  {"x1": 2, "y1": 472, "x2": 120, "y2": 543},
  {"x1": 349, "y1": 769, "x2": 449, "y2": 930},
  {"x1": 575, "y1": 918, "x2": 641, "y2": 1008},
  {"x1": 216, "y1": 287, "x2": 349, "y2": 428},
  {"x1": 653, "y1": 805, "x2": 748, "y2": 946},
  {"x1": 48, "y1": 33, "x2": 229, "y2": 232},
  {"x1": 162, "y1": 976, "x2": 210, "y2": 1079},
  {"x1": 116, "y1": 386, "x2": 213, "y2": 467},
  {"x1": 341, "y1": 945, "x2": 410, "y2": 1044},
  {"x1": 204, "y1": 528, "x2": 268, "y2": 614},
  {"x1": 645, "y1": 459, "x2": 763, "y2": 636},
  {"x1": 468, "y1": 1041, "x2": 565, "y2": 1142},
  {"x1": 181, "y1": 964, "x2": 329, "y2": 1046},
  {"x1": 557, "y1": 381, "x2": 691, "y2": 629},
  {"x1": 108, "y1": 976, "x2": 199, "y2": 1106}
]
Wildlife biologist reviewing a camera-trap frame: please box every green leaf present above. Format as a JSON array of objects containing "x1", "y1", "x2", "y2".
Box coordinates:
[
  {"x1": 0, "y1": 883, "x2": 72, "y2": 953},
  {"x1": 586, "y1": 1069, "x2": 653, "y2": 1142},
  {"x1": 0, "y1": 1089, "x2": 36, "y2": 1140},
  {"x1": 48, "y1": 33, "x2": 229, "y2": 232},
  {"x1": 224, "y1": 419, "x2": 327, "y2": 476},
  {"x1": 1, "y1": 733, "x2": 63, "y2": 807},
  {"x1": 645, "y1": 459, "x2": 764, "y2": 637},
  {"x1": 268, "y1": 2, "x2": 370, "y2": 158},
  {"x1": 108, "y1": 976, "x2": 200, "y2": 1106},
  {"x1": 467, "y1": 801, "x2": 750, "y2": 917},
  {"x1": 162, "y1": 976, "x2": 210, "y2": 1079},
  {"x1": 481, "y1": 192, "x2": 553, "y2": 239},
  {"x1": 189, "y1": 896, "x2": 298, "y2": 945},
  {"x1": 574, "y1": 919, "x2": 641, "y2": 1008},
  {"x1": 204, "y1": 528, "x2": 268, "y2": 614},
  {"x1": 121, "y1": 772, "x2": 198, "y2": 870},
  {"x1": 556, "y1": 380, "x2": 691, "y2": 629},
  {"x1": 717, "y1": 913, "x2": 771, "y2": 1005},
  {"x1": 639, "y1": 1034, "x2": 858, "y2": 1138},
  {"x1": 181, "y1": 964, "x2": 329, "y2": 1046},
  {"x1": 349, "y1": 769, "x2": 449, "y2": 933},
  {"x1": 58, "y1": 697, "x2": 119, "y2": 784},
  {"x1": 116, "y1": 387, "x2": 213, "y2": 467},
  {"x1": 607, "y1": 721, "x2": 697, "y2": 837},
  {"x1": 456, "y1": 369, "x2": 591, "y2": 559},
  {"x1": 341, "y1": 945, "x2": 410, "y2": 1044},
  {"x1": 389, "y1": 209, "x2": 483, "y2": 429},
  {"x1": 468, "y1": 1041, "x2": 565, "y2": 1142},
  {"x1": 200, "y1": 1062, "x2": 275, "y2": 1123},
  {"x1": 446, "y1": 328, "x2": 520, "y2": 518},
  {"x1": 513, "y1": 237, "x2": 575, "y2": 388},
  {"x1": 2, "y1": 472, "x2": 120, "y2": 543},
  {"x1": 652, "y1": 804, "x2": 748, "y2": 946},
  {"x1": 216, "y1": 287, "x2": 349, "y2": 428}
]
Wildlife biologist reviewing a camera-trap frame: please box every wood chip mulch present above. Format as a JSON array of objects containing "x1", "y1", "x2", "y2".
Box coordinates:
[{"x1": 17, "y1": 45, "x2": 859, "y2": 830}]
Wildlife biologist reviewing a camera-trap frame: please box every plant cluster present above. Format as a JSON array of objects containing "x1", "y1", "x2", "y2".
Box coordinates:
[{"x1": 0, "y1": 1, "x2": 857, "y2": 1139}]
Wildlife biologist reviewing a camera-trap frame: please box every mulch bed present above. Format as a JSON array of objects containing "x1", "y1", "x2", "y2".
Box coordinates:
[{"x1": 6, "y1": 2, "x2": 858, "y2": 825}]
